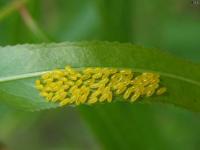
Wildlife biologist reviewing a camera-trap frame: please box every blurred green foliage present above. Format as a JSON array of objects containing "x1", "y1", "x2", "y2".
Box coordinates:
[{"x1": 0, "y1": 0, "x2": 200, "y2": 150}]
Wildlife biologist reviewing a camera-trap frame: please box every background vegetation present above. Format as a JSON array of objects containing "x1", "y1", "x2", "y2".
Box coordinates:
[{"x1": 0, "y1": 0, "x2": 200, "y2": 150}]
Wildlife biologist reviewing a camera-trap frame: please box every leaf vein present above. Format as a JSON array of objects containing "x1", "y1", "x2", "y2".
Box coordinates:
[{"x1": 0, "y1": 68, "x2": 199, "y2": 87}]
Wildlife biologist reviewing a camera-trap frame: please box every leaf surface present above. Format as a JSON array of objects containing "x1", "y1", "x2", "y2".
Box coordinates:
[{"x1": 0, "y1": 41, "x2": 199, "y2": 111}]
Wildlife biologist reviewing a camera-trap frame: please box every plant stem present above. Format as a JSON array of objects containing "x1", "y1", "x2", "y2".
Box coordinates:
[
  {"x1": 0, "y1": 0, "x2": 28, "y2": 21},
  {"x1": 19, "y1": 5, "x2": 50, "y2": 42}
]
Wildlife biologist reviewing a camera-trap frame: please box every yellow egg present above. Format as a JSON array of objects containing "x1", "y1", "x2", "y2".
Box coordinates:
[
  {"x1": 35, "y1": 66, "x2": 166, "y2": 106},
  {"x1": 88, "y1": 97, "x2": 98, "y2": 104},
  {"x1": 156, "y1": 87, "x2": 167, "y2": 95},
  {"x1": 131, "y1": 91, "x2": 140, "y2": 102},
  {"x1": 59, "y1": 98, "x2": 71, "y2": 106}
]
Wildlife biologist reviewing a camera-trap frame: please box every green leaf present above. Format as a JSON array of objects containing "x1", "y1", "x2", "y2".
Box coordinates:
[{"x1": 0, "y1": 41, "x2": 199, "y2": 111}]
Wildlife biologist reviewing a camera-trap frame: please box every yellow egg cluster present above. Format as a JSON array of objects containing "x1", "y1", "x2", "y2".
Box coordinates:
[{"x1": 35, "y1": 66, "x2": 166, "y2": 106}]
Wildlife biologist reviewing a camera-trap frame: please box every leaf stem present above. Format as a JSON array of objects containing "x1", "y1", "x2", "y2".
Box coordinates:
[{"x1": 19, "y1": 5, "x2": 50, "y2": 42}]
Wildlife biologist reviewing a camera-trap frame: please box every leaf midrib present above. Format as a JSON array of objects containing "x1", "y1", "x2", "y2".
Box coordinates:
[{"x1": 0, "y1": 68, "x2": 199, "y2": 87}]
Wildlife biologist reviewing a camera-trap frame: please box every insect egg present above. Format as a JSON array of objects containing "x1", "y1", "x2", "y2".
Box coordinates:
[
  {"x1": 91, "y1": 90, "x2": 101, "y2": 97},
  {"x1": 145, "y1": 88, "x2": 155, "y2": 97},
  {"x1": 35, "y1": 80, "x2": 41, "y2": 85},
  {"x1": 75, "y1": 79, "x2": 83, "y2": 87},
  {"x1": 123, "y1": 86, "x2": 135, "y2": 99},
  {"x1": 62, "y1": 84, "x2": 70, "y2": 90},
  {"x1": 131, "y1": 90, "x2": 141, "y2": 102},
  {"x1": 81, "y1": 74, "x2": 91, "y2": 80},
  {"x1": 46, "y1": 93, "x2": 54, "y2": 101},
  {"x1": 35, "y1": 66, "x2": 166, "y2": 106},
  {"x1": 83, "y1": 68, "x2": 93, "y2": 74},
  {"x1": 52, "y1": 94, "x2": 60, "y2": 102},
  {"x1": 36, "y1": 84, "x2": 44, "y2": 90},
  {"x1": 156, "y1": 87, "x2": 167, "y2": 95},
  {"x1": 88, "y1": 97, "x2": 98, "y2": 104},
  {"x1": 107, "y1": 91, "x2": 113, "y2": 102},
  {"x1": 60, "y1": 98, "x2": 71, "y2": 106},
  {"x1": 41, "y1": 73, "x2": 51, "y2": 80},
  {"x1": 40, "y1": 91, "x2": 49, "y2": 98},
  {"x1": 92, "y1": 72, "x2": 103, "y2": 79},
  {"x1": 116, "y1": 86, "x2": 127, "y2": 95}
]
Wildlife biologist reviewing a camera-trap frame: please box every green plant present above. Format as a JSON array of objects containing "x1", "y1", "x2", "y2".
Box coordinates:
[
  {"x1": 0, "y1": 41, "x2": 199, "y2": 112},
  {"x1": 0, "y1": 1, "x2": 200, "y2": 150}
]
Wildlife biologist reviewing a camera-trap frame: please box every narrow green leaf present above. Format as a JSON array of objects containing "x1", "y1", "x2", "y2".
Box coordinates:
[{"x1": 0, "y1": 41, "x2": 199, "y2": 111}]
